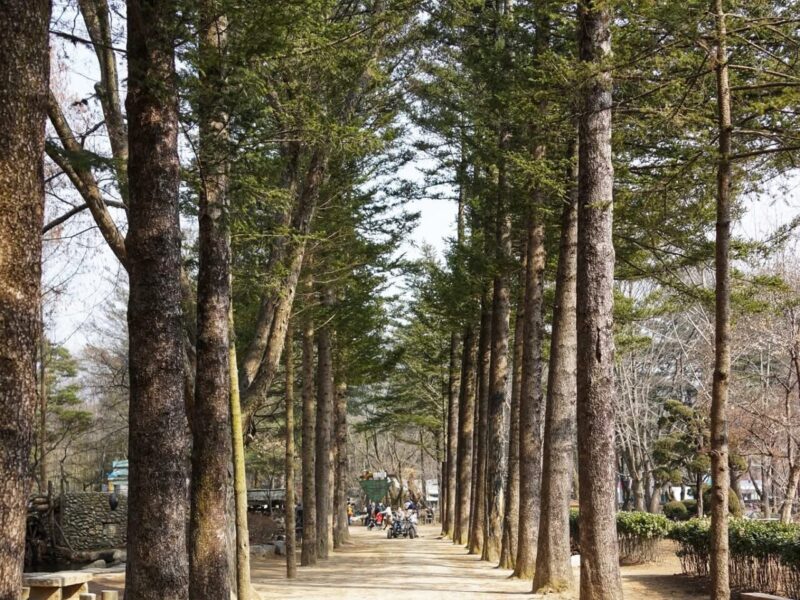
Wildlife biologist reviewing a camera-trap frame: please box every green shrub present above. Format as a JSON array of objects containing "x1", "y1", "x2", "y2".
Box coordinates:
[
  {"x1": 569, "y1": 510, "x2": 671, "y2": 564},
  {"x1": 664, "y1": 501, "x2": 689, "y2": 521},
  {"x1": 616, "y1": 511, "x2": 671, "y2": 538},
  {"x1": 701, "y1": 489, "x2": 742, "y2": 517},
  {"x1": 682, "y1": 499, "x2": 697, "y2": 516},
  {"x1": 667, "y1": 518, "x2": 711, "y2": 577},
  {"x1": 668, "y1": 518, "x2": 800, "y2": 597}
]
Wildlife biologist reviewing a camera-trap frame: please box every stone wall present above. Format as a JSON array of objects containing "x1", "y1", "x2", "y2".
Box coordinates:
[{"x1": 59, "y1": 492, "x2": 127, "y2": 551}]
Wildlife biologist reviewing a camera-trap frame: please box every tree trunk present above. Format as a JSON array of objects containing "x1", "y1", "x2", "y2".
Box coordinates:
[
  {"x1": 533, "y1": 148, "x2": 578, "y2": 592},
  {"x1": 762, "y1": 461, "x2": 772, "y2": 519},
  {"x1": 454, "y1": 327, "x2": 477, "y2": 545},
  {"x1": 780, "y1": 460, "x2": 800, "y2": 523},
  {"x1": 285, "y1": 322, "x2": 297, "y2": 578},
  {"x1": 300, "y1": 311, "x2": 317, "y2": 566},
  {"x1": 443, "y1": 333, "x2": 460, "y2": 538},
  {"x1": 38, "y1": 316, "x2": 47, "y2": 492},
  {"x1": 125, "y1": 2, "x2": 190, "y2": 597},
  {"x1": 695, "y1": 472, "x2": 704, "y2": 518},
  {"x1": 315, "y1": 321, "x2": 335, "y2": 558},
  {"x1": 189, "y1": 8, "x2": 232, "y2": 599},
  {"x1": 710, "y1": 2, "x2": 732, "y2": 598},
  {"x1": 575, "y1": 2, "x2": 622, "y2": 598},
  {"x1": 229, "y1": 311, "x2": 253, "y2": 600},
  {"x1": 468, "y1": 291, "x2": 492, "y2": 555},
  {"x1": 333, "y1": 381, "x2": 350, "y2": 548},
  {"x1": 0, "y1": 0, "x2": 49, "y2": 594},
  {"x1": 500, "y1": 250, "x2": 526, "y2": 570},
  {"x1": 515, "y1": 206, "x2": 548, "y2": 579},
  {"x1": 484, "y1": 169, "x2": 512, "y2": 563},
  {"x1": 633, "y1": 477, "x2": 646, "y2": 512}
]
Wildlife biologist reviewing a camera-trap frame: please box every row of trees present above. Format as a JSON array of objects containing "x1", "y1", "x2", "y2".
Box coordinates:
[
  {"x1": 403, "y1": 1, "x2": 800, "y2": 599},
  {"x1": 1, "y1": 0, "x2": 416, "y2": 598},
  {"x1": 3, "y1": 1, "x2": 800, "y2": 600}
]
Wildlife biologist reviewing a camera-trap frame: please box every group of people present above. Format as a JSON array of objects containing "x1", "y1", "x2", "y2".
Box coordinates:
[{"x1": 364, "y1": 500, "x2": 423, "y2": 529}]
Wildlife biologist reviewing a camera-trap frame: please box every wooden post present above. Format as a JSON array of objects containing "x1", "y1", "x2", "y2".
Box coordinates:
[{"x1": 100, "y1": 592, "x2": 119, "y2": 600}]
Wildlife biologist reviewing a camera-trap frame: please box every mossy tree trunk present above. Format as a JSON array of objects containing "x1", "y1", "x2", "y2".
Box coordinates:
[
  {"x1": 533, "y1": 141, "x2": 578, "y2": 592},
  {"x1": 333, "y1": 381, "x2": 350, "y2": 548},
  {"x1": 300, "y1": 308, "x2": 317, "y2": 566},
  {"x1": 514, "y1": 205, "x2": 547, "y2": 579},
  {"x1": 0, "y1": 0, "x2": 49, "y2": 595},
  {"x1": 710, "y1": 1, "x2": 732, "y2": 596},
  {"x1": 125, "y1": 2, "x2": 191, "y2": 597},
  {"x1": 189, "y1": 6, "x2": 232, "y2": 598},
  {"x1": 285, "y1": 322, "x2": 297, "y2": 578},
  {"x1": 315, "y1": 316, "x2": 335, "y2": 558},
  {"x1": 468, "y1": 292, "x2": 492, "y2": 555},
  {"x1": 575, "y1": 1, "x2": 623, "y2": 597},
  {"x1": 454, "y1": 327, "x2": 477, "y2": 545}
]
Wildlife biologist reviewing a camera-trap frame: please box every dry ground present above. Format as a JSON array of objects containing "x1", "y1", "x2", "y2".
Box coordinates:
[
  {"x1": 250, "y1": 524, "x2": 706, "y2": 600},
  {"x1": 89, "y1": 524, "x2": 706, "y2": 598}
]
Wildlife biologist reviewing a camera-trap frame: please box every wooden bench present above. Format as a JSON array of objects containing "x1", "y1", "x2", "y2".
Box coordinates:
[{"x1": 22, "y1": 571, "x2": 92, "y2": 600}]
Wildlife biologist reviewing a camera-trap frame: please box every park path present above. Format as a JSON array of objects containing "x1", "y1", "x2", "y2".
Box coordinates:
[{"x1": 251, "y1": 524, "x2": 707, "y2": 600}]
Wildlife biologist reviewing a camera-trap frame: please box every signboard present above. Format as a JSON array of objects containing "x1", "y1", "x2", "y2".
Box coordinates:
[{"x1": 358, "y1": 479, "x2": 390, "y2": 502}]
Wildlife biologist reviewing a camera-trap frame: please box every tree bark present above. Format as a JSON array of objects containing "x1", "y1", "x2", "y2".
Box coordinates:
[
  {"x1": 38, "y1": 317, "x2": 47, "y2": 492},
  {"x1": 515, "y1": 205, "x2": 548, "y2": 579},
  {"x1": 285, "y1": 322, "x2": 297, "y2": 578},
  {"x1": 301, "y1": 311, "x2": 317, "y2": 566},
  {"x1": 533, "y1": 158, "x2": 578, "y2": 592},
  {"x1": 780, "y1": 461, "x2": 800, "y2": 523},
  {"x1": 443, "y1": 333, "x2": 460, "y2": 538},
  {"x1": 189, "y1": 7, "x2": 232, "y2": 599},
  {"x1": 483, "y1": 172, "x2": 512, "y2": 564},
  {"x1": 0, "y1": 0, "x2": 49, "y2": 595},
  {"x1": 125, "y1": 2, "x2": 190, "y2": 597},
  {"x1": 468, "y1": 291, "x2": 492, "y2": 555},
  {"x1": 333, "y1": 381, "x2": 350, "y2": 547},
  {"x1": 315, "y1": 319, "x2": 335, "y2": 558},
  {"x1": 500, "y1": 251, "x2": 526, "y2": 570},
  {"x1": 575, "y1": 2, "x2": 623, "y2": 598},
  {"x1": 229, "y1": 310, "x2": 253, "y2": 600},
  {"x1": 454, "y1": 327, "x2": 477, "y2": 545},
  {"x1": 710, "y1": 1, "x2": 732, "y2": 597},
  {"x1": 761, "y1": 460, "x2": 772, "y2": 519}
]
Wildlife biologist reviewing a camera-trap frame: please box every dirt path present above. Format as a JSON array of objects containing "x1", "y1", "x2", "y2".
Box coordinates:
[
  {"x1": 251, "y1": 524, "x2": 707, "y2": 599},
  {"x1": 88, "y1": 523, "x2": 706, "y2": 598}
]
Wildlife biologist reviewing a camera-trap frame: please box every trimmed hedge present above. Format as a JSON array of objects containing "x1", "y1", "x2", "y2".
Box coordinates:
[
  {"x1": 669, "y1": 518, "x2": 800, "y2": 598},
  {"x1": 569, "y1": 510, "x2": 671, "y2": 565},
  {"x1": 664, "y1": 500, "x2": 689, "y2": 521}
]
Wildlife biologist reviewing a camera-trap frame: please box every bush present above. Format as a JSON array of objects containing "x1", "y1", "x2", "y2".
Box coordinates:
[
  {"x1": 668, "y1": 518, "x2": 800, "y2": 597},
  {"x1": 616, "y1": 511, "x2": 672, "y2": 564},
  {"x1": 569, "y1": 510, "x2": 671, "y2": 564},
  {"x1": 682, "y1": 499, "x2": 697, "y2": 516},
  {"x1": 664, "y1": 501, "x2": 689, "y2": 521},
  {"x1": 667, "y1": 519, "x2": 711, "y2": 577},
  {"x1": 701, "y1": 488, "x2": 742, "y2": 517}
]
